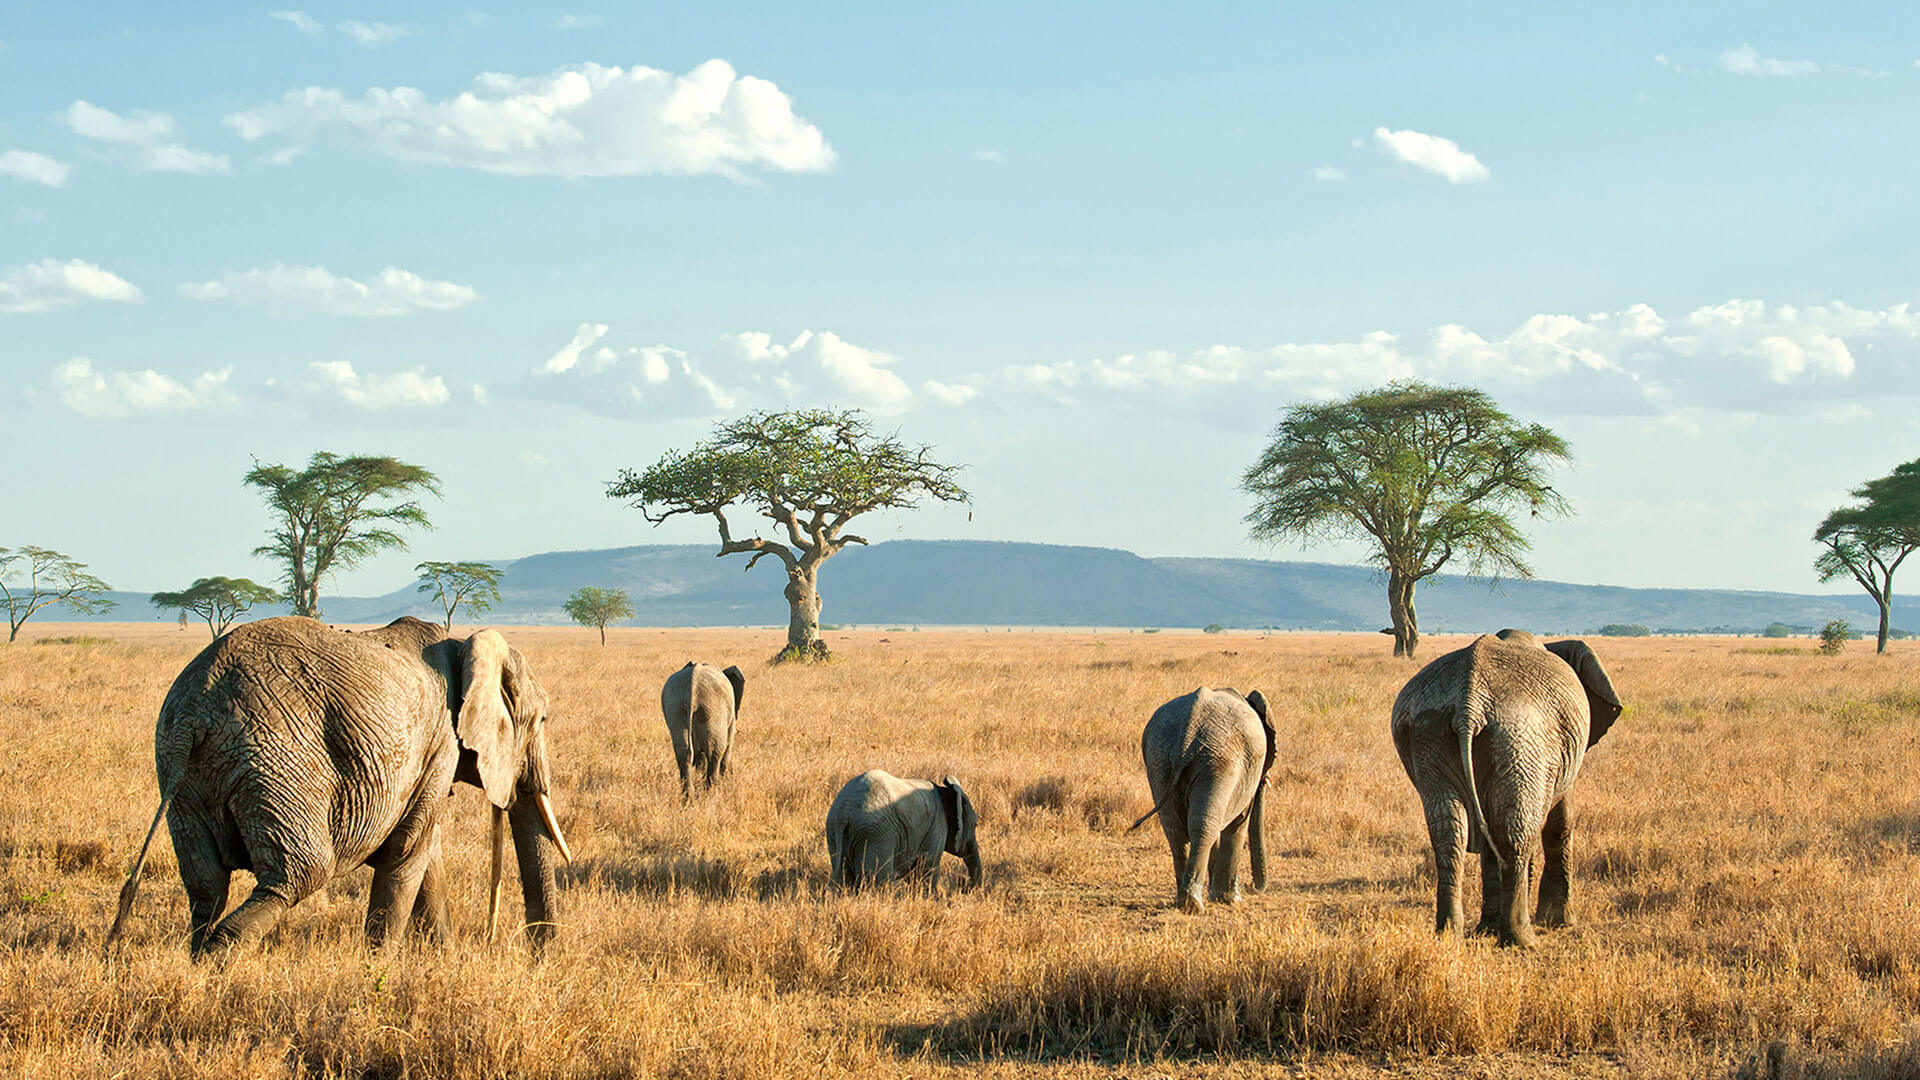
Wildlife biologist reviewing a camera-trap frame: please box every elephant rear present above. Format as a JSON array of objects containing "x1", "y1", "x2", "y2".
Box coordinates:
[{"x1": 660, "y1": 661, "x2": 745, "y2": 797}]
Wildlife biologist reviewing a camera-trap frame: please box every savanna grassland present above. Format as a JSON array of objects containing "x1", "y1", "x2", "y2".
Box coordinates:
[{"x1": 4, "y1": 623, "x2": 1920, "y2": 1079}]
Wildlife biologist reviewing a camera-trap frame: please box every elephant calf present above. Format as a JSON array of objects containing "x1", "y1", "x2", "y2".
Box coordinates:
[
  {"x1": 825, "y1": 770, "x2": 982, "y2": 890},
  {"x1": 1392, "y1": 629, "x2": 1623, "y2": 948},
  {"x1": 660, "y1": 661, "x2": 745, "y2": 799},
  {"x1": 1130, "y1": 687, "x2": 1277, "y2": 912}
]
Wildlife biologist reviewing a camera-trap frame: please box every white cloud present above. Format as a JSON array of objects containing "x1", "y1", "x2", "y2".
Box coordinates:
[
  {"x1": 226, "y1": 59, "x2": 836, "y2": 179},
  {"x1": 922, "y1": 379, "x2": 979, "y2": 406},
  {"x1": 270, "y1": 9, "x2": 323, "y2": 34},
  {"x1": 972, "y1": 147, "x2": 1005, "y2": 164},
  {"x1": 0, "y1": 258, "x2": 143, "y2": 313},
  {"x1": 305, "y1": 361, "x2": 450, "y2": 409},
  {"x1": 0, "y1": 150, "x2": 69, "y2": 187},
  {"x1": 179, "y1": 264, "x2": 478, "y2": 315},
  {"x1": 46, "y1": 359, "x2": 235, "y2": 418},
  {"x1": 537, "y1": 322, "x2": 611, "y2": 373},
  {"x1": 555, "y1": 14, "x2": 603, "y2": 29},
  {"x1": 1372, "y1": 126, "x2": 1489, "y2": 183},
  {"x1": 1310, "y1": 165, "x2": 1345, "y2": 181},
  {"x1": 338, "y1": 20, "x2": 408, "y2": 47},
  {"x1": 1720, "y1": 44, "x2": 1818, "y2": 77},
  {"x1": 63, "y1": 100, "x2": 230, "y2": 175}
]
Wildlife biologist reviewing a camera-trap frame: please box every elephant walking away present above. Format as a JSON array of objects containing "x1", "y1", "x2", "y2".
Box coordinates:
[
  {"x1": 826, "y1": 770, "x2": 982, "y2": 890},
  {"x1": 1391, "y1": 629, "x2": 1622, "y2": 948},
  {"x1": 660, "y1": 661, "x2": 745, "y2": 799},
  {"x1": 1129, "y1": 687, "x2": 1277, "y2": 912},
  {"x1": 108, "y1": 616, "x2": 573, "y2": 957}
]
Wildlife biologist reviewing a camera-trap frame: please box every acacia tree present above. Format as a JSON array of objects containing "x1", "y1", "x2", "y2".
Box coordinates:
[
  {"x1": 150, "y1": 577, "x2": 282, "y2": 639},
  {"x1": 606, "y1": 409, "x2": 969, "y2": 662},
  {"x1": 415, "y1": 561, "x2": 505, "y2": 631},
  {"x1": 245, "y1": 453, "x2": 440, "y2": 618},
  {"x1": 564, "y1": 586, "x2": 634, "y2": 645},
  {"x1": 1813, "y1": 457, "x2": 1920, "y2": 654},
  {"x1": 0, "y1": 546, "x2": 116, "y2": 642},
  {"x1": 1241, "y1": 381, "x2": 1571, "y2": 659}
]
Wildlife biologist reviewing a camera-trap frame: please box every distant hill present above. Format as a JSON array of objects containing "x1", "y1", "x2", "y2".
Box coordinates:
[{"x1": 48, "y1": 540, "x2": 1910, "y2": 637}]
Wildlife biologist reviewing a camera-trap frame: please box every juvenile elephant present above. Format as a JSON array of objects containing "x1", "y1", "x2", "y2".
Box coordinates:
[
  {"x1": 660, "y1": 661, "x2": 745, "y2": 798},
  {"x1": 108, "y1": 616, "x2": 573, "y2": 957},
  {"x1": 1129, "y1": 687, "x2": 1277, "y2": 912},
  {"x1": 825, "y1": 770, "x2": 982, "y2": 890},
  {"x1": 1391, "y1": 629, "x2": 1622, "y2": 948}
]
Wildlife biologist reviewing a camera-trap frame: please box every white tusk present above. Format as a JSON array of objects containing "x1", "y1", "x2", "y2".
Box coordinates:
[
  {"x1": 534, "y1": 791, "x2": 573, "y2": 864},
  {"x1": 487, "y1": 805, "x2": 506, "y2": 940}
]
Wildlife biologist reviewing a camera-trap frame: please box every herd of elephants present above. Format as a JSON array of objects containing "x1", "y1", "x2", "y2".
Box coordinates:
[{"x1": 103, "y1": 613, "x2": 1622, "y2": 956}]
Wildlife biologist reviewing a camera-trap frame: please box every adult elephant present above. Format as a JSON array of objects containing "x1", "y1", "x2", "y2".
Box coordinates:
[
  {"x1": 1129, "y1": 687, "x2": 1277, "y2": 912},
  {"x1": 660, "y1": 661, "x2": 745, "y2": 799},
  {"x1": 825, "y1": 770, "x2": 982, "y2": 890},
  {"x1": 108, "y1": 616, "x2": 573, "y2": 957},
  {"x1": 1391, "y1": 629, "x2": 1622, "y2": 948}
]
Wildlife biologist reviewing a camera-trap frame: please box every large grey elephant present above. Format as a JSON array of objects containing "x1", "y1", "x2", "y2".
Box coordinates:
[
  {"x1": 108, "y1": 616, "x2": 573, "y2": 957},
  {"x1": 825, "y1": 769, "x2": 982, "y2": 890},
  {"x1": 1391, "y1": 629, "x2": 1622, "y2": 948},
  {"x1": 660, "y1": 660, "x2": 745, "y2": 798},
  {"x1": 1129, "y1": 687, "x2": 1277, "y2": 912}
]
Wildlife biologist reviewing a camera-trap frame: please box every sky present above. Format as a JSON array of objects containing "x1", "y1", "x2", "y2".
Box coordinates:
[{"x1": 5, "y1": 3, "x2": 1919, "y2": 600}]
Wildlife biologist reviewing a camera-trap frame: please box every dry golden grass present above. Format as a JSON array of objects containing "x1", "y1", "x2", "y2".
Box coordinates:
[{"x1": 4, "y1": 622, "x2": 1920, "y2": 1078}]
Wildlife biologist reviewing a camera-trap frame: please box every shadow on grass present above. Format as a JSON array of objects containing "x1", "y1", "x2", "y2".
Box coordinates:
[{"x1": 560, "y1": 855, "x2": 816, "y2": 902}]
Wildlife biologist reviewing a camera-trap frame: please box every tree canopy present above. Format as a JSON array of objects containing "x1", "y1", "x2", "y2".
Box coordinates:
[
  {"x1": 1813, "y1": 457, "x2": 1920, "y2": 654},
  {"x1": 150, "y1": 577, "x2": 282, "y2": 639},
  {"x1": 415, "y1": 560, "x2": 505, "y2": 631},
  {"x1": 606, "y1": 409, "x2": 968, "y2": 661},
  {"x1": 245, "y1": 452, "x2": 440, "y2": 618},
  {"x1": 564, "y1": 586, "x2": 634, "y2": 645},
  {"x1": 1241, "y1": 381, "x2": 1571, "y2": 658},
  {"x1": 0, "y1": 546, "x2": 116, "y2": 643}
]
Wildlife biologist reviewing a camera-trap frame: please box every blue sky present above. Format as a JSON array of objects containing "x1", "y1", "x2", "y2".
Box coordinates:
[{"x1": 5, "y1": 3, "x2": 1919, "y2": 601}]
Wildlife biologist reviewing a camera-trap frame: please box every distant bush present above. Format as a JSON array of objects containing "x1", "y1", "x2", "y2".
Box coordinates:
[
  {"x1": 1763, "y1": 623, "x2": 1793, "y2": 639},
  {"x1": 1142, "y1": 628, "x2": 1162, "y2": 635},
  {"x1": 1820, "y1": 619, "x2": 1852, "y2": 655},
  {"x1": 35, "y1": 635, "x2": 112, "y2": 646},
  {"x1": 1202, "y1": 623, "x2": 1225, "y2": 634},
  {"x1": 1597, "y1": 624, "x2": 1652, "y2": 637}
]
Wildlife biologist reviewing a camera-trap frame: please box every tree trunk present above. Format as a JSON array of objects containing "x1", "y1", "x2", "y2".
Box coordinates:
[
  {"x1": 1877, "y1": 591, "x2": 1892, "y2": 655},
  {"x1": 598, "y1": 624, "x2": 607, "y2": 646},
  {"x1": 779, "y1": 568, "x2": 828, "y2": 662},
  {"x1": 1387, "y1": 569, "x2": 1420, "y2": 659}
]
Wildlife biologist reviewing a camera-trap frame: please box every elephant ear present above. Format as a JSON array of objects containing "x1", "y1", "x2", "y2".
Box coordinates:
[
  {"x1": 722, "y1": 665, "x2": 746, "y2": 716},
  {"x1": 1545, "y1": 639, "x2": 1623, "y2": 747},
  {"x1": 938, "y1": 776, "x2": 967, "y2": 851},
  {"x1": 1244, "y1": 690, "x2": 1277, "y2": 780},
  {"x1": 457, "y1": 629, "x2": 531, "y2": 809}
]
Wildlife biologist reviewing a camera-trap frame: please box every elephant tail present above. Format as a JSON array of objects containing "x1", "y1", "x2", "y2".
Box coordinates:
[
  {"x1": 1453, "y1": 713, "x2": 1505, "y2": 869},
  {"x1": 1127, "y1": 783, "x2": 1178, "y2": 833},
  {"x1": 105, "y1": 775, "x2": 181, "y2": 946}
]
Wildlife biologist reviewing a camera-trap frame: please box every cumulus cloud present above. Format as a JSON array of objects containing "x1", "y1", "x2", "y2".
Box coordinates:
[
  {"x1": 996, "y1": 298, "x2": 1920, "y2": 416},
  {"x1": 45, "y1": 359, "x2": 236, "y2": 418},
  {"x1": 0, "y1": 258, "x2": 143, "y2": 313},
  {"x1": 1311, "y1": 165, "x2": 1345, "y2": 181},
  {"x1": 179, "y1": 264, "x2": 478, "y2": 315},
  {"x1": 225, "y1": 59, "x2": 836, "y2": 179},
  {"x1": 304, "y1": 361, "x2": 450, "y2": 408},
  {"x1": 1372, "y1": 126, "x2": 1489, "y2": 183},
  {"x1": 338, "y1": 20, "x2": 408, "y2": 46},
  {"x1": 1720, "y1": 44, "x2": 1818, "y2": 76},
  {"x1": 0, "y1": 150, "x2": 70, "y2": 187},
  {"x1": 530, "y1": 326, "x2": 948, "y2": 418},
  {"x1": 64, "y1": 100, "x2": 230, "y2": 175},
  {"x1": 269, "y1": 9, "x2": 323, "y2": 34}
]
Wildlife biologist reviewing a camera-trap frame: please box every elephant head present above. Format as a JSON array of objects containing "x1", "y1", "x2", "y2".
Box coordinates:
[
  {"x1": 938, "y1": 776, "x2": 984, "y2": 890},
  {"x1": 1544, "y1": 639, "x2": 1623, "y2": 747},
  {"x1": 434, "y1": 629, "x2": 571, "y2": 945}
]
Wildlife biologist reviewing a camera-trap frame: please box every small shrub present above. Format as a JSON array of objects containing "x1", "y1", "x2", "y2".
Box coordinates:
[
  {"x1": 1820, "y1": 619, "x2": 1852, "y2": 656},
  {"x1": 1763, "y1": 623, "x2": 1794, "y2": 639},
  {"x1": 1202, "y1": 623, "x2": 1225, "y2": 634}
]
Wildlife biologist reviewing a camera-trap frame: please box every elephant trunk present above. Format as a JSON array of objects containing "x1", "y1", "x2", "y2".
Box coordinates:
[
  {"x1": 508, "y1": 795, "x2": 562, "y2": 951},
  {"x1": 962, "y1": 846, "x2": 983, "y2": 891},
  {"x1": 1248, "y1": 779, "x2": 1268, "y2": 891}
]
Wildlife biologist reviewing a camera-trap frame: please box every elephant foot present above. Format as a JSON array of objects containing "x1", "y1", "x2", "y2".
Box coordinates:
[
  {"x1": 1177, "y1": 891, "x2": 1205, "y2": 914},
  {"x1": 1535, "y1": 904, "x2": 1573, "y2": 929},
  {"x1": 1469, "y1": 917, "x2": 1500, "y2": 938},
  {"x1": 1209, "y1": 887, "x2": 1243, "y2": 907},
  {"x1": 1497, "y1": 925, "x2": 1538, "y2": 949}
]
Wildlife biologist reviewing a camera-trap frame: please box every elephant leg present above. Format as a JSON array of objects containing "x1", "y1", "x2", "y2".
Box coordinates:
[
  {"x1": 1423, "y1": 796, "x2": 1468, "y2": 937},
  {"x1": 409, "y1": 832, "x2": 451, "y2": 943},
  {"x1": 702, "y1": 746, "x2": 721, "y2": 790},
  {"x1": 1536, "y1": 798, "x2": 1573, "y2": 928},
  {"x1": 170, "y1": 815, "x2": 231, "y2": 954},
  {"x1": 1209, "y1": 817, "x2": 1247, "y2": 905},
  {"x1": 857, "y1": 836, "x2": 893, "y2": 885},
  {"x1": 199, "y1": 885, "x2": 295, "y2": 959},
  {"x1": 1497, "y1": 838, "x2": 1538, "y2": 949},
  {"x1": 1473, "y1": 850, "x2": 1503, "y2": 937},
  {"x1": 670, "y1": 727, "x2": 694, "y2": 800},
  {"x1": 1157, "y1": 813, "x2": 1189, "y2": 905},
  {"x1": 1180, "y1": 830, "x2": 1216, "y2": 914},
  {"x1": 365, "y1": 853, "x2": 431, "y2": 950}
]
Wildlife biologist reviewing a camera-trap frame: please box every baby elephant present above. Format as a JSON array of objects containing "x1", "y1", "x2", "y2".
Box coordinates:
[
  {"x1": 825, "y1": 769, "x2": 983, "y2": 891},
  {"x1": 660, "y1": 661, "x2": 745, "y2": 799},
  {"x1": 1130, "y1": 686, "x2": 1277, "y2": 912}
]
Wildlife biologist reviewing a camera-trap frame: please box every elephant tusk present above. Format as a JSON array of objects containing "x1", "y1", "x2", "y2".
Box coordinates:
[
  {"x1": 487, "y1": 805, "x2": 506, "y2": 940},
  {"x1": 534, "y1": 791, "x2": 573, "y2": 864}
]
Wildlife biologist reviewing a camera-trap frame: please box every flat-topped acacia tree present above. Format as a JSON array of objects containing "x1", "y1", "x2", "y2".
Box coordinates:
[{"x1": 607, "y1": 409, "x2": 969, "y2": 662}]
